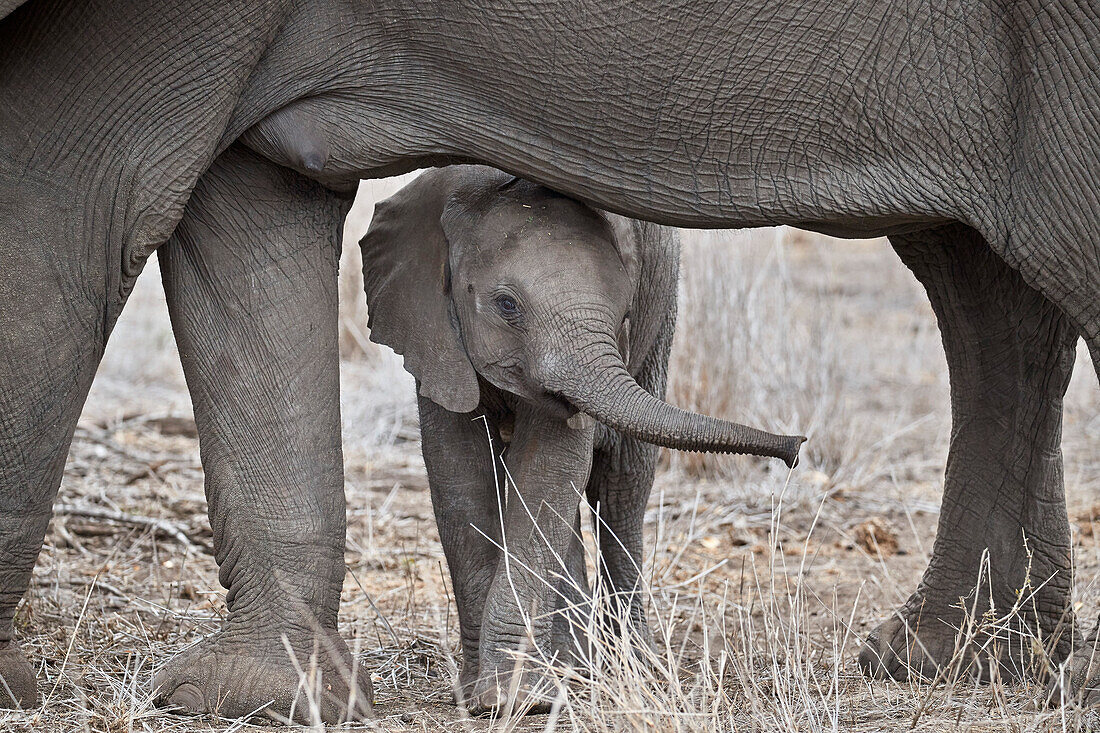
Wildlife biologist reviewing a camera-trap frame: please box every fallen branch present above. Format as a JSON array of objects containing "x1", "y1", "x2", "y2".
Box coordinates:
[
  {"x1": 72, "y1": 424, "x2": 201, "y2": 472},
  {"x1": 54, "y1": 505, "x2": 208, "y2": 553},
  {"x1": 51, "y1": 518, "x2": 90, "y2": 556}
]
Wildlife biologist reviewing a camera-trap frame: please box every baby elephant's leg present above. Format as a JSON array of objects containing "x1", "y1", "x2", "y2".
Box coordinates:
[
  {"x1": 472, "y1": 408, "x2": 595, "y2": 714},
  {"x1": 586, "y1": 435, "x2": 658, "y2": 647},
  {"x1": 417, "y1": 397, "x2": 505, "y2": 703},
  {"x1": 550, "y1": 506, "x2": 589, "y2": 668}
]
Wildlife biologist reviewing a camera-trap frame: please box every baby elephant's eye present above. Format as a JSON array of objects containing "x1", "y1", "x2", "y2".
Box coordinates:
[{"x1": 494, "y1": 294, "x2": 520, "y2": 317}]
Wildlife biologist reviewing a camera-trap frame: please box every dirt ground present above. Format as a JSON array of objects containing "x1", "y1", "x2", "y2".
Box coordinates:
[{"x1": 1, "y1": 190, "x2": 1097, "y2": 731}]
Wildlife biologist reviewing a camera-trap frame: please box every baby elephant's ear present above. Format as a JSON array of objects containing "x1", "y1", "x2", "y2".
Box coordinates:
[
  {"x1": 600, "y1": 212, "x2": 640, "y2": 288},
  {"x1": 360, "y1": 169, "x2": 481, "y2": 413}
]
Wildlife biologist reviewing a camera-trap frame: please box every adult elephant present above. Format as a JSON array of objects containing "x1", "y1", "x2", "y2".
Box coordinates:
[{"x1": 0, "y1": 0, "x2": 1096, "y2": 723}]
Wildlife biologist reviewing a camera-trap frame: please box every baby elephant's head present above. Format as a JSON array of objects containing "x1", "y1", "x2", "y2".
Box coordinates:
[
  {"x1": 361, "y1": 165, "x2": 803, "y2": 466},
  {"x1": 440, "y1": 173, "x2": 635, "y2": 417}
]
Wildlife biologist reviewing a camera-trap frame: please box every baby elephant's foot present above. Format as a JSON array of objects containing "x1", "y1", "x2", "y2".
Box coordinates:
[
  {"x1": 0, "y1": 642, "x2": 38, "y2": 709},
  {"x1": 595, "y1": 611, "x2": 657, "y2": 661},
  {"x1": 152, "y1": 629, "x2": 372, "y2": 723},
  {"x1": 468, "y1": 666, "x2": 557, "y2": 716},
  {"x1": 451, "y1": 656, "x2": 480, "y2": 707}
]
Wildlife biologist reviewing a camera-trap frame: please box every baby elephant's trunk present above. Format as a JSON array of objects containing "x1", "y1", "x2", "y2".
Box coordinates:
[{"x1": 543, "y1": 336, "x2": 805, "y2": 467}]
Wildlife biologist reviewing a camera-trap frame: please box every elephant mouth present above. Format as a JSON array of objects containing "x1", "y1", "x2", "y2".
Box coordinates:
[{"x1": 541, "y1": 391, "x2": 579, "y2": 421}]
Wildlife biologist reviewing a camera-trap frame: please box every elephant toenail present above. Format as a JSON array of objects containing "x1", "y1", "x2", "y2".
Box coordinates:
[{"x1": 167, "y1": 682, "x2": 205, "y2": 711}]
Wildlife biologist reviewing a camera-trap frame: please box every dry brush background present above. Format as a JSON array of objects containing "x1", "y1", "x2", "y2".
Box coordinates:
[{"x1": 1, "y1": 174, "x2": 1097, "y2": 731}]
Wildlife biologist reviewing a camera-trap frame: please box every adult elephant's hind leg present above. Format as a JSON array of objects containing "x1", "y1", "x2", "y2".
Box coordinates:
[
  {"x1": 151, "y1": 145, "x2": 369, "y2": 723},
  {"x1": 860, "y1": 224, "x2": 1078, "y2": 682},
  {"x1": 0, "y1": 186, "x2": 115, "y2": 708}
]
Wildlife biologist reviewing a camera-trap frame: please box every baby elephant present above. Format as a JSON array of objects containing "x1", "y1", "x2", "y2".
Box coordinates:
[{"x1": 360, "y1": 165, "x2": 803, "y2": 713}]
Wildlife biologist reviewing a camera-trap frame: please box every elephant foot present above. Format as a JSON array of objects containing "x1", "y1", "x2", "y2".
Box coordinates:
[
  {"x1": 468, "y1": 667, "x2": 556, "y2": 716},
  {"x1": 152, "y1": 628, "x2": 372, "y2": 723},
  {"x1": 550, "y1": 612, "x2": 592, "y2": 670},
  {"x1": 0, "y1": 642, "x2": 38, "y2": 710},
  {"x1": 1045, "y1": 630, "x2": 1100, "y2": 706},
  {"x1": 595, "y1": 609, "x2": 657, "y2": 660},
  {"x1": 859, "y1": 592, "x2": 1046, "y2": 683},
  {"x1": 1045, "y1": 647, "x2": 1100, "y2": 706},
  {"x1": 451, "y1": 656, "x2": 480, "y2": 707},
  {"x1": 859, "y1": 612, "x2": 962, "y2": 682}
]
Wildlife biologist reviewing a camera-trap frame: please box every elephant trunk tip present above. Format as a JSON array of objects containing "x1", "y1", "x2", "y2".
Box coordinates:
[
  {"x1": 777, "y1": 434, "x2": 807, "y2": 469},
  {"x1": 703, "y1": 428, "x2": 804, "y2": 468}
]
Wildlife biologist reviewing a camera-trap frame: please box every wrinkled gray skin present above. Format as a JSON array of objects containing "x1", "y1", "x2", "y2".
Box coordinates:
[
  {"x1": 0, "y1": 0, "x2": 1097, "y2": 723},
  {"x1": 360, "y1": 166, "x2": 802, "y2": 711}
]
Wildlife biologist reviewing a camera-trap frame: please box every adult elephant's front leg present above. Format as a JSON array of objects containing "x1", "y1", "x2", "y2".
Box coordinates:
[
  {"x1": 472, "y1": 407, "x2": 593, "y2": 714},
  {"x1": 860, "y1": 224, "x2": 1078, "y2": 683},
  {"x1": 151, "y1": 144, "x2": 369, "y2": 723},
  {"x1": 0, "y1": 178, "x2": 124, "y2": 709}
]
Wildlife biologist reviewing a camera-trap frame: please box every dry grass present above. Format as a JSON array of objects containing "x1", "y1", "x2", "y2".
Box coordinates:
[{"x1": 1, "y1": 178, "x2": 1097, "y2": 732}]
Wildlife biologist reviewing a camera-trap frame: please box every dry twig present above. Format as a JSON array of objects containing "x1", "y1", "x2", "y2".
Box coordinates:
[{"x1": 54, "y1": 505, "x2": 207, "y2": 553}]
